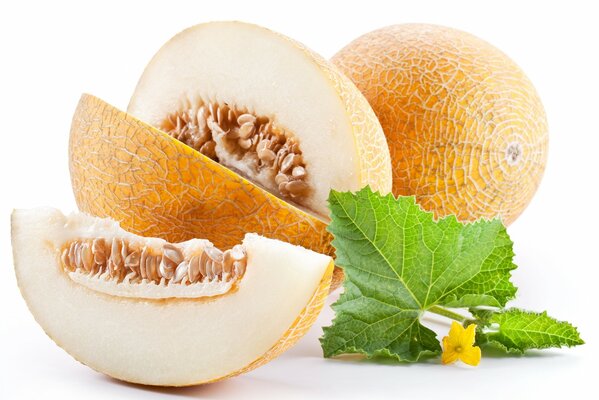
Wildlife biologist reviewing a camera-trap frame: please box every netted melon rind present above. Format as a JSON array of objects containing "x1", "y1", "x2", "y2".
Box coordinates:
[
  {"x1": 70, "y1": 95, "x2": 333, "y2": 252},
  {"x1": 332, "y1": 24, "x2": 549, "y2": 225}
]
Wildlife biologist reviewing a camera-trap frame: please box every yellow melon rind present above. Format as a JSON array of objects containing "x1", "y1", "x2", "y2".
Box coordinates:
[{"x1": 70, "y1": 95, "x2": 329, "y2": 249}]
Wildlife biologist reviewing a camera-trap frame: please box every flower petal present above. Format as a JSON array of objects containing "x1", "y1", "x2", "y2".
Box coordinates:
[
  {"x1": 449, "y1": 321, "x2": 463, "y2": 339},
  {"x1": 442, "y1": 335, "x2": 452, "y2": 349},
  {"x1": 462, "y1": 323, "x2": 477, "y2": 346},
  {"x1": 442, "y1": 348, "x2": 459, "y2": 365},
  {"x1": 442, "y1": 334, "x2": 457, "y2": 350},
  {"x1": 459, "y1": 345, "x2": 481, "y2": 366}
]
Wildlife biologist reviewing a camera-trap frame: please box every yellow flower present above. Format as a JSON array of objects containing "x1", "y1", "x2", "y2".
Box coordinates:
[{"x1": 441, "y1": 321, "x2": 481, "y2": 366}]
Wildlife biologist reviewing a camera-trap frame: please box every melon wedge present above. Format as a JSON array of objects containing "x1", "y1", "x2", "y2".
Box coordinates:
[{"x1": 12, "y1": 207, "x2": 333, "y2": 386}]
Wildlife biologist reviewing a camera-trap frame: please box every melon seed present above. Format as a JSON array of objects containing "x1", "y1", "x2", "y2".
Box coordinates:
[
  {"x1": 60, "y1": 238, "x2": 247, "y2": 287},
  {"x1": 161, "y1": 100, "x2": 311, "y2": 204}
]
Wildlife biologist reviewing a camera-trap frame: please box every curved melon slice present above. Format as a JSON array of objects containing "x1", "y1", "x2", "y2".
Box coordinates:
[
  {"x1": 128, "y1": 21, "x2": 391, "y2": 218},
  {"x1": 12, "y1": 207, "x2": 333, "y2": 386}
]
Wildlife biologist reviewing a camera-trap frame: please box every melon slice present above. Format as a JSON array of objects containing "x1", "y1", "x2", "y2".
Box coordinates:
[
  {"x1": 12, "y1": 207, "x2": 333, "y2": 386},
  {"x1": 127, "y1": 21, "x2": 391, "y2": 218}
]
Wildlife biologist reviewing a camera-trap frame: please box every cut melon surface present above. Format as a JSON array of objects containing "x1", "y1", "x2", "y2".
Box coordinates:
[
  {"x1": 128, "y1": 21, "x2": 391, "y2": 217},
  {"x1": 12, "y1": 207, "x2": 333, "y2": 386}
]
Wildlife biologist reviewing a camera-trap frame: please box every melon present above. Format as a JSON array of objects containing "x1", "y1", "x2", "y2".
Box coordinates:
[
  {"x1": 332, "y1": 24, "x2": 549, "y2": 225},
  {"x1": 12, "y1": 207, "x2": 333, "y2": 386},
  {"x1": 69, "y1": 22, "x2": 392, "y2": 288}
]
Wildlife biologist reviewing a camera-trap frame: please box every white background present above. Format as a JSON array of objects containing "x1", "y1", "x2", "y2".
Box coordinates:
[{"x1": 1, "y1": 0, "x2": 597, "y2": 399}]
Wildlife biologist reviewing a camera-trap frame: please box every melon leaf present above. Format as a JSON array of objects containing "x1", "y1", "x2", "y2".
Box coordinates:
[
  {"x1": 320, "y1": 187, "x2": 517, "y2": 361},
  {"x1": 470, "y1": 308, "x2": 584, "y2": 353}
]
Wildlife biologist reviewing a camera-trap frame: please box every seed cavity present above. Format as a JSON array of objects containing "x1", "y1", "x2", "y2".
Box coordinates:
[
  {"x1": 161, "y1": 100, "x2": 311, "y2": 203},
  {"x1": 59, "y1": 238, "x2": 247, "y2": 299}
]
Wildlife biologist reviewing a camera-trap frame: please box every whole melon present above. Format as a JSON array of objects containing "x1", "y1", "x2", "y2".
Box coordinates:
[{"x1": 332, "y1": 24, "x2": 548, "y2": 225}]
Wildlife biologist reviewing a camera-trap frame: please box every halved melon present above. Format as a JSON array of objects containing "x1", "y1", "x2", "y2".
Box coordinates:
[
  {"x1": 12, "y1": 207, "x2": 333, "y2": 386},
  {"x1": 69, "y1": 22, "x2": 392, "y2": 289}
]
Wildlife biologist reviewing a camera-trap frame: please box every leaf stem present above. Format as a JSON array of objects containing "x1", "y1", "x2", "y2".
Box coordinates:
[{"x1": 428, "y1": 306, "x2": 468, "y2": 323}]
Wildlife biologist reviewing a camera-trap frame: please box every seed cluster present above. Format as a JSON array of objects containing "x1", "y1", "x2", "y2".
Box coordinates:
[
  {"x1": 60, "y1": 238, "x2": 247, "y2": 285},
  {"x1": 161, "y1": 102, "x2": 310, "y2": 200}
]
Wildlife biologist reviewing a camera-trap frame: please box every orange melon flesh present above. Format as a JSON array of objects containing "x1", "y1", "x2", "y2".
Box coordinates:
[
  {"x1": 12, "y1": 207, "x2": 333, "y2": 386},
  {"x1": 332, "y1": 24, "x2": 549, "y2": 225}
]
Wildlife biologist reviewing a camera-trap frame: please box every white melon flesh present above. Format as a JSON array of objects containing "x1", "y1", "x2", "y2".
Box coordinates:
[
  {"x1": 128, "y1": 21, "x2": 390, "y2": 217},
  {"x1": 12, "y1": 208, "x2": 333, "y2": 386}
]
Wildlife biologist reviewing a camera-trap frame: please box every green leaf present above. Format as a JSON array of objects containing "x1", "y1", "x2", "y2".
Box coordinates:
[
  {"x1": 472, "y1": 308, "x2": 584, "y2": 353},
  {"x1": 321, "y1": 187, "x2": 517, "y2": 361}
]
